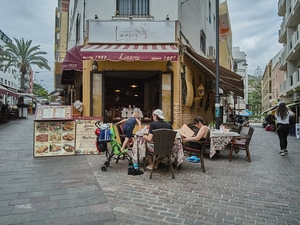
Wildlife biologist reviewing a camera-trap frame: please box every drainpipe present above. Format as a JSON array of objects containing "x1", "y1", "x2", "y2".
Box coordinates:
[{"x1": 83, "y1": 0, "x2": 86, "y2": 39}]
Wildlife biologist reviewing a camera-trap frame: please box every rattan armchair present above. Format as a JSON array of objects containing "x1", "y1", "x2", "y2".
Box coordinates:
[
  {"x1": 149, "y1": 129, "x2": 177, "y2": 179},
  {"x1": 229, "y1": 126, "x2": 254, "y2": 162}
]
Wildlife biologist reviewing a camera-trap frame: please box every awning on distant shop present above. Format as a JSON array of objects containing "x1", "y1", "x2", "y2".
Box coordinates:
[
  {"x1": 287, "y1": 102, "x2": 300, "y2": 107},
  {"x1": 262, "y1": 105, "x2": 278, "y2": 114},
  {"x1": 0, "y1": 85, "x2": 20, "y2": 98},
  {"x1": 61, "y1": 45, "x2": 84, "y2": 85},
  {"x1": 80, "y1": 44, "x2": 179, "y2": 61},
  {"x1": 184, "y1": 45, "x2": 244, "y2": 98},
  {"x1": 18, "y1": 93, "x2": 36, "y2": 99},
  {"x1": 236, "y1": 109, "x2": 252, "y2": 117}
]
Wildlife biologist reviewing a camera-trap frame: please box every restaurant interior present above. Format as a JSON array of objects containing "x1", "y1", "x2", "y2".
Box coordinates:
[{"x1": 102, "y1": 70, "x2": 163, "y2": 123}]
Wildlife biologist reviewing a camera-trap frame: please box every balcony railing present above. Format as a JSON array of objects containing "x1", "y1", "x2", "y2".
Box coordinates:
[
  {"x1": 278, "y1": 0, "x2": 286, "y2": 16},
  {"x1": 279, "y1": 46, "x2": 287, "y2": 70},
  {"x1": 279, "y1": 17, "x2": 286, "y2": 42},
  {"x1": 280, "y1": 68, "x2": 300, "y2": 96}
]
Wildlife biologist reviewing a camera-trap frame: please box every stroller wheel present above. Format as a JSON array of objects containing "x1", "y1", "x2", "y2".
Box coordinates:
[{"x1": 101, "y1": 166, "x2": 107, "y2": 171}]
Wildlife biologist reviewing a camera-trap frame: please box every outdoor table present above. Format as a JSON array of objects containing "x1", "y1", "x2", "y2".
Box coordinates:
[
  {"x1": 129, "y1": 129, "x2": 185, "y2": 167},
  {"x1": 209, "y1": 130, "x2": 240, "y2": 158}
]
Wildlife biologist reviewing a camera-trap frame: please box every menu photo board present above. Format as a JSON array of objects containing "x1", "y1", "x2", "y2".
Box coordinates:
[
  {"x1": 34, "y1": 121, "x2": 76, "y2": 157},
  {"x1": 75, "y1": 117, "x2": 103, "y2": 155},
  {"x1": 35, "y1": 105, "x2": 73, "y2": 121}
]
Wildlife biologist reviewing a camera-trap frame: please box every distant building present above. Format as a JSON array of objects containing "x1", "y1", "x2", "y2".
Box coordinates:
[
  {"x1": 278, "y1": 0, "x2": 300, "y2": 115},
  {"x1": 0, "y1": 30, "x2": 19, "y2": 104}
]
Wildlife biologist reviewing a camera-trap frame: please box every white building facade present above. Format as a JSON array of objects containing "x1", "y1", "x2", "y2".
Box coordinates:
[
  {"x1": 0, "y1": 30, "x2": 19, "y2": 105},
  {"x1": 57, "y1": 0, "x2": 244, "y2": 126},
  {"x1": 278, "y1": 0, "x2": 300, "y2": 103}
]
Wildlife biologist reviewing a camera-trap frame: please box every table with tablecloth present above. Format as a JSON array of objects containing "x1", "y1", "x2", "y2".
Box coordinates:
[
  {"x1": 129, "y1": 130, "x2": 185, "y2": 167},
  {"x1": 209, "y1": 130, "x2": 240, "y2": 158}
]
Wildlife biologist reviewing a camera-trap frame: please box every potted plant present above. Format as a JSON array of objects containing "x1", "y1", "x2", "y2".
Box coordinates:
[{"x1": 209, "y1": 121, "x2": 216, "y2": 130}]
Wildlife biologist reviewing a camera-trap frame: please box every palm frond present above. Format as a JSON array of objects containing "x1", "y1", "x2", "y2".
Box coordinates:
[{"x1": 2, "y1": 37, "x2": 51, "y2": 91}]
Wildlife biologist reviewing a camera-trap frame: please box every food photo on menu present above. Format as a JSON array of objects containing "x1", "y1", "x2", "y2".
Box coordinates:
[
  {"x1": 49, "y1": 133, "x2": 61, "y2": 142},
  {"x1": 63, "y1": 143, "x2": 75, "y2": 153},
  {"x1": 49, "y1": 144, "x2": 62, "y2": 152},
  {"x1": 62, "y1": 133, "x2": 75, "y2": 141},
  {"x1": 49, "y1": 122, "x2": 62, "y2": 131},
  {"x1": 35, "y1": 144, "x2": 49, "y2": 155},
  {"x1": 36, "y1": 133, "x2": 49, "y2": 142},
  {"x1": 62, "y1": 121, "x2": 74, "y2": 131},
  {"x1": 36, "y1": 122, "x2": 49, "y2": 132}
]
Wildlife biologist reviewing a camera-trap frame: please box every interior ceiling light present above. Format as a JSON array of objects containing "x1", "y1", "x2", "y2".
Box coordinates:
[{"x1": 130, "y1": 83, "x2": 138, "y2": 88}]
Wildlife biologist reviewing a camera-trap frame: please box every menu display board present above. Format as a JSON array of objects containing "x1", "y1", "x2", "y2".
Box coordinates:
[
  {"x1": 75, "y1": 117, "x2": 103, "y2": 155},
  {"x1": 34, "y1": 121, "x2": 75, "y2": 157},
  {"x1": 35, "y1": 105, "x2": 72, "y2": 120}
]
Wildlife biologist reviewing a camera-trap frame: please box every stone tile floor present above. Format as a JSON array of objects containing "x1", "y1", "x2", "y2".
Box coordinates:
[{"x1": 0, "y1": 116, "x2": 300, "y2": 224}]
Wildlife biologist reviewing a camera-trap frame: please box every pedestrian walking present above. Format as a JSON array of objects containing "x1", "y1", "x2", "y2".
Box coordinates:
[{"x1": 275, "y1": 102, "x2": 295, "y2": 156}]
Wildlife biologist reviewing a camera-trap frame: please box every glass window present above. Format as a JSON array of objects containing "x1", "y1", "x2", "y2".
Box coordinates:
[
  {"x1": 200, "y1": 30, "x2": 206, "y2": 55},
  {"x1": 117, "y1": 0, "x2": 149, "y2": 17},
  {"x1": 76, "y1": 13, "x2": 81, "y2": 44}
]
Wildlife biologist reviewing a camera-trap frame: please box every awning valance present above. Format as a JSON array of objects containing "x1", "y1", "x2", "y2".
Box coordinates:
[
  {"x1": 80, "y1": 44, "x2": 178, "y2": 61},
  {"x1": 184, "y1": 46, "x2": 244, "y2": 98},
  {"x1": 0, "y1": 85, "x2": 20, "y2": 98}
]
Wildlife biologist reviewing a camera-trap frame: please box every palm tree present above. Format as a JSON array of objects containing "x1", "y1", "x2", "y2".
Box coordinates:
[
  {"x1": 0, "y1": 44, "x2": 4, "y2": 70},
  {"x1": 1, "y1": 38, "x2": 51, "y2": 91}
]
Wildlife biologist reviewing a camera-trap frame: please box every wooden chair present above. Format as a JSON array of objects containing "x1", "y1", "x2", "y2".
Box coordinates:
[
  {"x1": 229, "y1": 126, "x2": 254, "y2": 162},
  {"x1": 183, "y1": 130, "x2": 210, "y2": 172},
  {"x1": 149, "y1": 129, "x2": 177, "y2": 179}
]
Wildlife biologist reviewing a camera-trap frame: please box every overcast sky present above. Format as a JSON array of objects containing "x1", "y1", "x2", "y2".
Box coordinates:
[
  {"x1": 0, "y1": 0, "x2": 283, "y2": 92},
  {"x1": 0, "y1": 0, "x2": 57, "y2": 92},
  {"x1": 226, "y1": 0, "x2": 283, "y2": 76}
]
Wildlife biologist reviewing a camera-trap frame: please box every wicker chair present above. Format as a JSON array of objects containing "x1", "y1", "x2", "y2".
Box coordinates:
[
  {"x1": 149, "y1": 129, "x2": 177, "y2": 179},
  {"x1": 183, "y1": 130, "x2": 210, "y2": 172},
  {"x1": 229, "y1": 126, "x2": 254, "y2": 162}
]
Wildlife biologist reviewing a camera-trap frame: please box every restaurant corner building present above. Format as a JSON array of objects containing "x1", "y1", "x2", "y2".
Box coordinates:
[{"x1": 58, "y1": 2, "x2": 244, "y2": 129}]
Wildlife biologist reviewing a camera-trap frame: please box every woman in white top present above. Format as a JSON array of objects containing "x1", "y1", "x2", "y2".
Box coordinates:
[{"x1": 275, "y1": 102, "x2": 295, "y2": 156}]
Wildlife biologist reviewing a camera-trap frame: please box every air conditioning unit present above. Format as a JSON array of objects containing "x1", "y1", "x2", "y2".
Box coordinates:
[{"x1": 208, "y1": 45, "x2": 215, "y2": 58}]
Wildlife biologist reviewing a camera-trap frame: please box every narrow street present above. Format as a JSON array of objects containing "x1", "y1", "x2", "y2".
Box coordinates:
[{"x1": 0, "y1": 116, "x2": 300, "y2": 225}]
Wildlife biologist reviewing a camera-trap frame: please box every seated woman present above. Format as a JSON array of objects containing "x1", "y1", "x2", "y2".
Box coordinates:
[{"x1": 183, "y1": 116, "x2": 209, "y2": 149}]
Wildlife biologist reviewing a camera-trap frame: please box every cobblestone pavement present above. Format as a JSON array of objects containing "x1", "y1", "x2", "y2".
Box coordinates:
[{"x1": 0, "y1": 116, "x2": 300, "y2": 225}]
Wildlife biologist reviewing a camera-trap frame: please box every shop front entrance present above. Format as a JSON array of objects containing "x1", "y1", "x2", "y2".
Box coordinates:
[{"x1": 90, "y1": 70, "x2": 174, "y2": 123}]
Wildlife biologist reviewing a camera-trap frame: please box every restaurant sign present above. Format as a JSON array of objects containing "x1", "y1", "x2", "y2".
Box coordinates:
[{"x1": 87, "y1": 20, "x2": 176, "y2": 44}]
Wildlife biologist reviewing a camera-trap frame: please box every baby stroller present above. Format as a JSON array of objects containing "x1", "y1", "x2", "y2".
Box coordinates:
[{"x1": 95, "y1": 121, "x2": 132, "y2": 171}]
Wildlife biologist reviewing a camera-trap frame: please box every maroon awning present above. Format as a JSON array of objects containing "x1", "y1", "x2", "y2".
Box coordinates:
[
  {"x1": 62, "y1": 45, "x2": 84, "y2": 71},
  {"x1": 61, "y1": 45, "x2": 84, "y2": 85},
  {"x1": 0, "y1": 85, "x2": 20, "y2": 98},
  {"x1": 80, "y1": 44, "x2": 178, "y2": 62}
]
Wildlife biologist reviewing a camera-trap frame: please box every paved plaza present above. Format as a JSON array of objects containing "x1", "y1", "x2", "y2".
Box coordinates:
[{"x1": 0, "y1": 116, "x2": 300, "y2": 225}]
